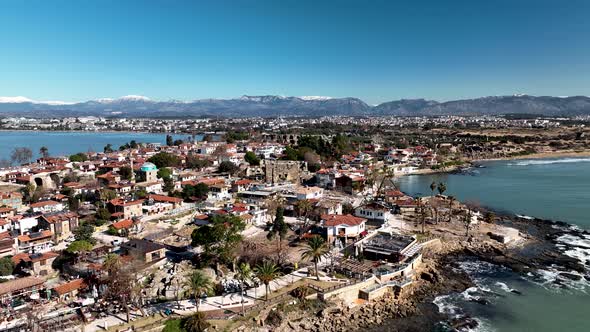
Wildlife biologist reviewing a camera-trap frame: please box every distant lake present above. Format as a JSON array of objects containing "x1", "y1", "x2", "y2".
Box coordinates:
[{"x1": 0, "y1": 131, "x2": 196, "y2": 162}]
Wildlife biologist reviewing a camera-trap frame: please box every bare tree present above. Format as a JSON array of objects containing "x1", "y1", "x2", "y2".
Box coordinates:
[
  {"x1": 11, "y1": 147, "x2": 32, "y2": 165},
  {"x1": 0, "y1": 159, "x2": 11, "y2": 168}
]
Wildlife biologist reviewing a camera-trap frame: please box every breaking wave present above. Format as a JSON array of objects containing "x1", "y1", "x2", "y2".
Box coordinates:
[{"x1": 508, "y1": 158, "x2": 590, "y2": 166}]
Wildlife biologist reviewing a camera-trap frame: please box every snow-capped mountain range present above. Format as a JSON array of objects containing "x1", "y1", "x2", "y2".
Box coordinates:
[{"x1": 1, "y1": 94, "x2": 590, "y2": 117}]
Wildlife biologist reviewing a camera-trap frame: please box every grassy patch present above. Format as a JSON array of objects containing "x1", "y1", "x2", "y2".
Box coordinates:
[{"x1": 162, "y1": 318, "x2": 183, "y2": 332}]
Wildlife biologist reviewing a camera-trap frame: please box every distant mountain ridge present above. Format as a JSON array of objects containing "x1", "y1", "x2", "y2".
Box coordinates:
[{"x1": 0, "y1": 94, "x2": 589, "y2": 117}]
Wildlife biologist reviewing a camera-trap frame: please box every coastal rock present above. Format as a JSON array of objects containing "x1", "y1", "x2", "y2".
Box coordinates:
[{"x1": 451, "y1": 316, "x2": 479, "y2": 331}]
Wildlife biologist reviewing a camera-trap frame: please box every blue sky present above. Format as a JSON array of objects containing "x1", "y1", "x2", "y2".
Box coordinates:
[{"x1": 1, "y1": 0, "x2": 589, "y2": 104}]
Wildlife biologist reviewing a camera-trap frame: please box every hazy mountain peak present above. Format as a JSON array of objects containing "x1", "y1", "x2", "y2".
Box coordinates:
[
  {"x1": 0, "y1": 96, "x2": 34, "y2": 103},
  {"x1": 299, "y1": 96, "x2": 333, "y2": 101},
  {"x1": 1, "y1": 94, "x2": 590, "y2": 117}
]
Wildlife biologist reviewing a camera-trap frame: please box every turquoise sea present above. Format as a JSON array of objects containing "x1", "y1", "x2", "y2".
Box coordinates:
[
  {"x1": 0, "y1": 131, "x2": 193, "y2": 162},
  {"x1": 397, "y1": 158, "x2": 590, "y2": 332}
]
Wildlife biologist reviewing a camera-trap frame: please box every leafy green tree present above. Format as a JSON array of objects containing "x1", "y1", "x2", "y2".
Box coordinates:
[
  {"x1": 254, "y1": 261, "x2": 282, "y2": 300},
  {"x1": 69, "y1": 153, "x2": 88, "y2": 162},
  {"x1": 135, "y1": 188, "x2": 148, "y2": 198},
  {"x1": 301, "y1": 235, "x2": 329, "y2": 281},
  {"x1": 267, "y1": 207, "x2": 288, "y2": 262},
  {"x1": 148, "y1": 152, "x2": 180, "y2": 168},
  {"x1": 66, "y1": 240, "x2": 93, "y2": 255},
  {"x1": 119, "y1": 166, "x2": 133, "y2": 180},
  {"x1": 191, "y1": 214, "x2": 245, "y2": 265},
  {"x1": 0, "y1": 257, "x2": 14, "y2": 276},
  {"x1": 182, "y1": 183, "x2": 209, "y2": 201},
  {"x1": 157, "y1": 167, "x2": 172, "y2": 179},
  {"x1": 96, "y1": 207, "x2": 111, "y2": 222},
  {"x1": 184, "y1": 270, "x2": 213, "y2": 312},
  {"x1": 163, "y1": 177, "x2": 175, "y2": 193},
  {"x1": 68, "y1": 196, "x2": 80, "y2": 211},
  {"x1": 244, "y1": 151, "x2": 260, "y2": 166},
  {"x1": 186, "y1": 155, "x2": 211, "y2": 170},
  {"x1": 218, "y1": 161, "x2": 240, "y2": 175},
  {"x1": 166, "y1": 134, "x2": 174, "y2": 146},
  {"x1": 74, "y1": 223, "x2": 96, "y2": 244},
  {"x1": 282, "y1": 146, "x2": 298, "y2": 161}
]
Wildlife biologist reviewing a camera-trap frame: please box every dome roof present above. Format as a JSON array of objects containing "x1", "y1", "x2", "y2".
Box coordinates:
[{"x1": 140, "y1": 162, "x2": 158, "y2": 172}]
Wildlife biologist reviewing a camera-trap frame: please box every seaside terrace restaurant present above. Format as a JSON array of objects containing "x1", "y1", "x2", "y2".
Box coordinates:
[{"x1": 358, "y1": 231, "x2": 415, "y2": 263}]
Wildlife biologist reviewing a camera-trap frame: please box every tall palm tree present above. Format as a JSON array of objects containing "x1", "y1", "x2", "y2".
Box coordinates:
[
  {"x1": 184, "y1": 270, "x2": 213, "y2": 312},
  {"x1": 235, "y1": 262, "x2": 253, "y2": 315},
  {"x1": 182, "y1": 312, "x2": 210, "y2": 332},
  {"x1": 301, "y1": 235, "x2": 330, "y2": 281},
  {"x1": 437, "y1": 182, "x2": 447, "y2": 196},
  {"x1": 416, "y1": 197, "x2": 428, "y2": 234},
  {"x1": 447, "y1": 195, "x2": 456, "y2": 222},
  {"x1": 39, "y1": 146, "x2": 49, "y2": 158},
  {"x1": 254, "y1": 261, "x2": 282, "y2": 301},
  {"x1": 297, "y1": 199, "x2": 313, "y2": 220},
  {"x1": 103, "y1": 253, "x2": 122, "y2": 276},
  {"x1": 429, "y1": 181, "x2": 437, "y2": 197}
]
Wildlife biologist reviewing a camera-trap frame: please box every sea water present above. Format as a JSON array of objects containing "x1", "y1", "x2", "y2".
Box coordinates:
[{"x1": 397, "y1": 158, "x2": 590, "y2": 332}]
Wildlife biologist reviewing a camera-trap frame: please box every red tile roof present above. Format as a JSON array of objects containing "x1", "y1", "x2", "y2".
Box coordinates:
[
  {"x1": 52, "y1": 278, "x2": 87, "y2": 296},
  {"x1": 321, "y1": 214, "x2": 366, "y2": 227},
  {"x1": 111, "y1": 219, "x2": 134, "y2": 230},
  {"x1": 147, "y1": 194, "x2": 183, "y2": 204}
]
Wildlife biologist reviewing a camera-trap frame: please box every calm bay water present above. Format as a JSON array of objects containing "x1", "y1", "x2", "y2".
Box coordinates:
[
  {"x1": 397, "y1": 158, "x2": 590, "y2": 227},
  {"x1": 0, "y1": 131, "x2": 193, "y2": 161},
  {"x1": 397, "y1": 158, "x2": 590, "y2": 332}
]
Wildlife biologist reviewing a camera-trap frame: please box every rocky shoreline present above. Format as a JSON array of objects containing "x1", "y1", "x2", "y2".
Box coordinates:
[
  {"x1": 291, "y1": 215, "x2": 586, "y2": 332},
  {"x1": 235, "y1": 215, "x2": 589, "y2": 332}
]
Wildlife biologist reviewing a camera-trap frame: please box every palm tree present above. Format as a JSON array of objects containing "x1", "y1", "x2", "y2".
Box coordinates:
[
  {"x1": 235, "y1": 262, "x2": 253, "y2": 315},
  {"x1": 39, "y1": 146, "x2": 49, "y2": 158},
  {"x1": 103, "y1": 253, "x2": 122, "y2": 276},
  {"x1": 184, "y1": 270, "x2": 213, "y2": 312},
  {"x1": 447, "y1": 195, "x2": 456, "y2": 222},
  {"x1": 182, "y1": 312, "x2": 210, "y2": 332},
  {"x1": 437, "y1": 182, "x2": 447, "y2": 196},
  {"x1": 301, "y1": 235, "x2": 330, "y2": 281},
  {"x1": 463, "y1": 209, "x2": 473, "y2": 238},
  {"x1": 297, "y1": 199, "x2": 313, "y2": 220},
  {"x1": 254, "y1": 261, "x2": 282, "y2": 301},
  {"x1": 429, "y1": 181, "x2": 437, "y2": 197},
  {"x1": 416, "y1": 197, "x2": 428, "y2": 234}
]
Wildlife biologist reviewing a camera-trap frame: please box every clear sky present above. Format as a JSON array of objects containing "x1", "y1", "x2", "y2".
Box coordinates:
[{"x1": 1, "y1": 0, "x2": 589, "y2": 104}]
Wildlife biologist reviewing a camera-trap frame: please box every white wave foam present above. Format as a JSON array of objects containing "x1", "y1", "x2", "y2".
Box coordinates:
[
  {"x1": 433, "y1": 295, "x2": 461, "y2": 317},
  {"x1": 495, "y1": 282, "x2": 515, "y2": 293},
  {"x1": 508, "y1": 158, "x2": 590, "y2": 166},
  {"x1": 556, "y1": 233, "x2": 590, "y2": 266}
]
